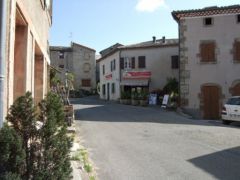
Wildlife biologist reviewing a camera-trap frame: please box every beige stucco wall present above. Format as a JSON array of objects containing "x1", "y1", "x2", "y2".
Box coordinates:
[
  {"x1": 121, "y1": 47, "x2": 179, "y2": 91},
  {"x1": 179, "y1": 14, "x2": 240, "y2": 113},
  {"x1": 6, "y1": 0, "x2": 51, "y2": 113},
  {"x1": 99, "y1": 46, "x2": 179, "y2": 101}
]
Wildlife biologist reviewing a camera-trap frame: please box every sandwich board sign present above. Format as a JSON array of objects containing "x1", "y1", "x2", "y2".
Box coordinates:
[
  {"x1": 161, "y1": 94, "x2": 169, "y2": 108},
  {"x1": 149, "y1": 94, "x2": 157, "y2": 105}
]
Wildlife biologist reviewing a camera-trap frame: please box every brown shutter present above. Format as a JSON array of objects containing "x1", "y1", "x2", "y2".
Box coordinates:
[
  {"x1": 235, "y1": 41, "x2": 240, "y2": 61},
  {"x1": 82, "y1": 79, "x2": 91, "y2": 87},
  {"x1": 120, "y1": 58, "x2": 124, "y2": 69},
  {"x1": 138, "y1": 56, "x2": 146, "y2": 68},
  {"x1": 131, "y1": 57, "x2": 135, "y2": 69},
  {"x1": 200, "y1": 43, "x2": 207, "y2": 62},
  {"x1": 200, "y1": 42, "x2": 215, "y2": 62},
  {"x1": 208, "y1": 42, "x2": 215, "y2": 61}
]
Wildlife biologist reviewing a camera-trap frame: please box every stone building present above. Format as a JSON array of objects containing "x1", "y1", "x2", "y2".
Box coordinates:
[
  {"x1": 172, "y1": 5, "x2": 240, "y2": 119},
  {"x1": 50, "y1": 42, "x2": 96, "y2": 91},
  {"x1": 0, "y1": 0, "x2": 53, "y2": 127},
  {"x1": 98, "y1": 37, "x2": 179, "y2": 101}
]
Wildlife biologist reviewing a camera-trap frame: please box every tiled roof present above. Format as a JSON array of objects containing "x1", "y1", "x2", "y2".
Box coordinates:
[
  {"x1": 172, "y1": 5, "x2": 240, "y2": 21},
  {"x1": 119, "y1": 38, "x2": 178, "y2": 50},
  {"x1": 99, "y1": 43, "x2": 123, "y2": 56},
  {"x1": 97, "y1": 38, "x2": 179, "y2": 63}
]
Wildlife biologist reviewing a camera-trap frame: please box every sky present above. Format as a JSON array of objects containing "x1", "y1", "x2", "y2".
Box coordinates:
[{"x1": 50, "y1": 0, "x2": 240, "y2": 54}]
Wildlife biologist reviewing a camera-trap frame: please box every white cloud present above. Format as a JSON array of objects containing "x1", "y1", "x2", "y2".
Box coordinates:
[{"x1": 135, "y1": 0, "x2": 166, "y2": 12}]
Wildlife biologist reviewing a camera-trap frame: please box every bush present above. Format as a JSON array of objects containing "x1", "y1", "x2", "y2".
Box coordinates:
[
  {"x1": 0, "y1": 125, "x2": 25, "y2": 178},
  {"x1": 1, "y1": 92, "x2": 73, "y2": 179},
  {"x1": 163, "y1": 78, "x2": 179, "y2": 94},
  {"x1": 120, "y1": 91, "x2": 131, "y2": 99}
]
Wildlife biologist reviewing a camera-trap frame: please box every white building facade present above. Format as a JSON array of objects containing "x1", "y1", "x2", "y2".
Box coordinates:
[
  {"x1": 98, "y1": 38, "x2": 179, "y2": 101},
  {"x1": 172, "y1": 5, "x2": 240, "y2": 119}
]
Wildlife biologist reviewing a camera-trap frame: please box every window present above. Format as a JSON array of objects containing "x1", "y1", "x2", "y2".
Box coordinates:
[
  {"x1": 113, "y1": 59, "x2": 116, "y2": 70},
  {"x1": 111, "y1": 83, "x2": 115, "y2": 94},
  {"x1": 171, "y1": 56, "x2": 179, "y2": 69},
  {"x1": 110, "y1": 59, "x2": 116, "y2": 72},
  {"x1": 120, "y1": 58, "x2": 124, "y2": 69},
  {"x1": 123, "y1": 57, "x2": 132, "y2": 69},
  {"x1": 59, "y1": 64, "x2": 64, "y2": 69},
  {"x1": 200, "y1": 42, "x2": 216, "y2": 62},
  {"x1": 102, "y1": 65, "x2": 105, "y2": 75},
  {"x1": 234, "y1": 40, "x2": 240, "y2": 61},
  {"x1": 138, "y1": 56, "x2": 146, "y2": 68},
  {"x1": 102, "y1": 84, "x2": 106, "y2": 95},
  {"x1": 82, "y1": 79, "x2": 91, "y2": 87},
  {"x1": 131, "y1": 57, "x2": 135, "y2": 69},
  {"x1": 59, "y1": 51, "x2": 64, "y2": 59},
  {"x1": 204, "y1": 17, "x2": 213, "y2": 26},
  {"x1": 237, "y1": 14, "x2": 240, "y2": 23}
]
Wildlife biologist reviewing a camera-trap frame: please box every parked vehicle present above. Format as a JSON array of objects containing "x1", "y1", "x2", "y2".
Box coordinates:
[{"x1": 221, "y1": 96, "x2": 240, "y2": 125}]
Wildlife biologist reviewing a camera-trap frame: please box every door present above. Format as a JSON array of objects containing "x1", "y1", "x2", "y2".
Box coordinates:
[
  {"x1": 232, "y1": 83, "x2": 240, "y2": 96},
  {"x1": 202, "y1": 85, "x2": 220, "y2": 119},
  {"x1": 107, "y1": 83, "x2": 110, "y2": 100}
]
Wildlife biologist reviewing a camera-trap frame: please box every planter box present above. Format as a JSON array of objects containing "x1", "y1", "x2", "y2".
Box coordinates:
[
  {"x1": 140, "y1": 100, "x2": 148, "y2": 106},
  {"x1": 120, "y1": 99, "x2": 131, "y2": 105},
  {"x1": 131, "y1": 99, "x2": 139, "y2": 106}
]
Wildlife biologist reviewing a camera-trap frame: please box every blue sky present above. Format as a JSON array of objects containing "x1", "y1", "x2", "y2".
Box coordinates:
[{"x1": 50, "y1": 0, "x2": 240, "y2": 54}]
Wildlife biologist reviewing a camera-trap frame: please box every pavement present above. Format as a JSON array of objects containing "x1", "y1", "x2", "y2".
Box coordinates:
[{"x1": 72, "y1": 96, "x2": 240, "y2": 180}]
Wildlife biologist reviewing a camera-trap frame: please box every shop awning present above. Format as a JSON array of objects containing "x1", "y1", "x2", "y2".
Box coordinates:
[{"x1": 120, "y1": 79, "x2": 149, "y2": 86}]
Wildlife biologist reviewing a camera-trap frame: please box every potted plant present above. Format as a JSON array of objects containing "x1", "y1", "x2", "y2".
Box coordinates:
[
  {"x1": 120, "y1": 91, "x2": 131, "y2": 105},
  {"x1": 131, "y1": 91, "x2": 139, "y2": 106},
  {"x1": 139, "y1": 91, "x2": 149, "y2": 106}
]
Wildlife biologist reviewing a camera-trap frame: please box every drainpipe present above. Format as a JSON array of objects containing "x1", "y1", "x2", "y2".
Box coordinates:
[
  {"x1": 0, "y1": 0, "x2": 7, "y2": 128},
  {"x1": 119, "y1": 49, "x2": 122, "y2": 93},
  {"x1": 178, "y1": 21, "x2": 181, "y2": 108}
]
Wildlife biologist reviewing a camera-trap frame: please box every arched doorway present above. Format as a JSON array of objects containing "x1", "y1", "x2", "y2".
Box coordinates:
[
  {"x1": 201, "y1": 85, "x2": 221, "y2": 119},
  {"x1": 231, "y1": 83, "x2": 240, "y2": 96}
]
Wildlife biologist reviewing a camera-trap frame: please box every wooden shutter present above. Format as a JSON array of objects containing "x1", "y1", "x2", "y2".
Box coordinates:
[
  {"x1": 171, "y1": 56, "x2": 179, "y2": 69},
  {"x1": 138, "y1": 56, "x2": 146, "y2": 68},
  {"x1": 120, "y1": 58, "x2": 124, "y2": 69},
  {"x1": 131, "y1": 57, "x2": 135, "y2": 69},
  {"x1": 208, "y1": 42, "x2": 215, "y2": 61},
  {"x1": 82, "y1": 79, "x2": 91, "y2": 87},
  {"x1": 200, "y1": 42, "x2": 215, "y2": 62},
  {"x1": 234, "y1": 41, "x2": 240, "y2": 61}
]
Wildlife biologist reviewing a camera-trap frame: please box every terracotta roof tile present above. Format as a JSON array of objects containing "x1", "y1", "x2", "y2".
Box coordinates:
[{"x1": 172, "y1": 5, "x2": 240, "y2": 21}]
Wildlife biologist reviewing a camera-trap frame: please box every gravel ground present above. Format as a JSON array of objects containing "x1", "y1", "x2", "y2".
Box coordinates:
[{"x1": 72, "y1": 96, "x2": 240, "y2": 180}]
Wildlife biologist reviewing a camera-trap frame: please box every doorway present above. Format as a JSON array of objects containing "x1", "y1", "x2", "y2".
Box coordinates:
[{"x1": 201, "y1": 85, "x2": 221, "y2": 119}]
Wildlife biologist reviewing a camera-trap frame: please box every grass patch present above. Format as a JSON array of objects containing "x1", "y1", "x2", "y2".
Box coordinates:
[
  {"x1": 89, "y1": 176, "x2": 95, "y2": 180},
  {"x1": 84, "y1": 164, "x2": 92, "y2": 173}
]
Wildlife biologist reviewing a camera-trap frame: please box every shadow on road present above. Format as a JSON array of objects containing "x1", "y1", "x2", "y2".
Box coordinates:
[
  {"x1": 188, "y1": 146, "x2": 240, "y2": 180},
  {"x1": 71, "y1": 97, "x2": 240, "y2": 128}
]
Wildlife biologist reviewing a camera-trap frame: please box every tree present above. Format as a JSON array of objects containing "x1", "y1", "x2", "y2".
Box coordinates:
[
  {"x1": 0, "y1": 124, "x2": 25, "y2": 179},
  {"x1": 6, "y1": 92, "x2": 38, "y2": 179},
  {"x1": 36, "y1": 92, "x2": 73, "y2": 179},
  {"x1": 1, "y1": 92, "x2": 73, "y2": 179}
]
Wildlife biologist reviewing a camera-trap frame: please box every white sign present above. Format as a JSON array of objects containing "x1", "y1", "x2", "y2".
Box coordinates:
[
  {"x1": 149, "y1": 94, "x2": 157, "y2": 105},
  {"x1": 161, "y1": 94, "x2": 169, "y2": 108}
]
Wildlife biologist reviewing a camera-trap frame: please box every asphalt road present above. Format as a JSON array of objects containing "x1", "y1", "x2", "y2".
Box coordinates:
[{"x1": 72, "y1": 96, "x2": 240, "y2": 180}]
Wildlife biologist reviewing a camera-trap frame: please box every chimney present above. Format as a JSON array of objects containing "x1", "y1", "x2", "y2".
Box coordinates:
[
  {"x1": 152, "y1": 36, "x2": 156, "y2": 43},
  {"x1": 162, "y1": 36, "x2": 166, "y2": 43}
]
